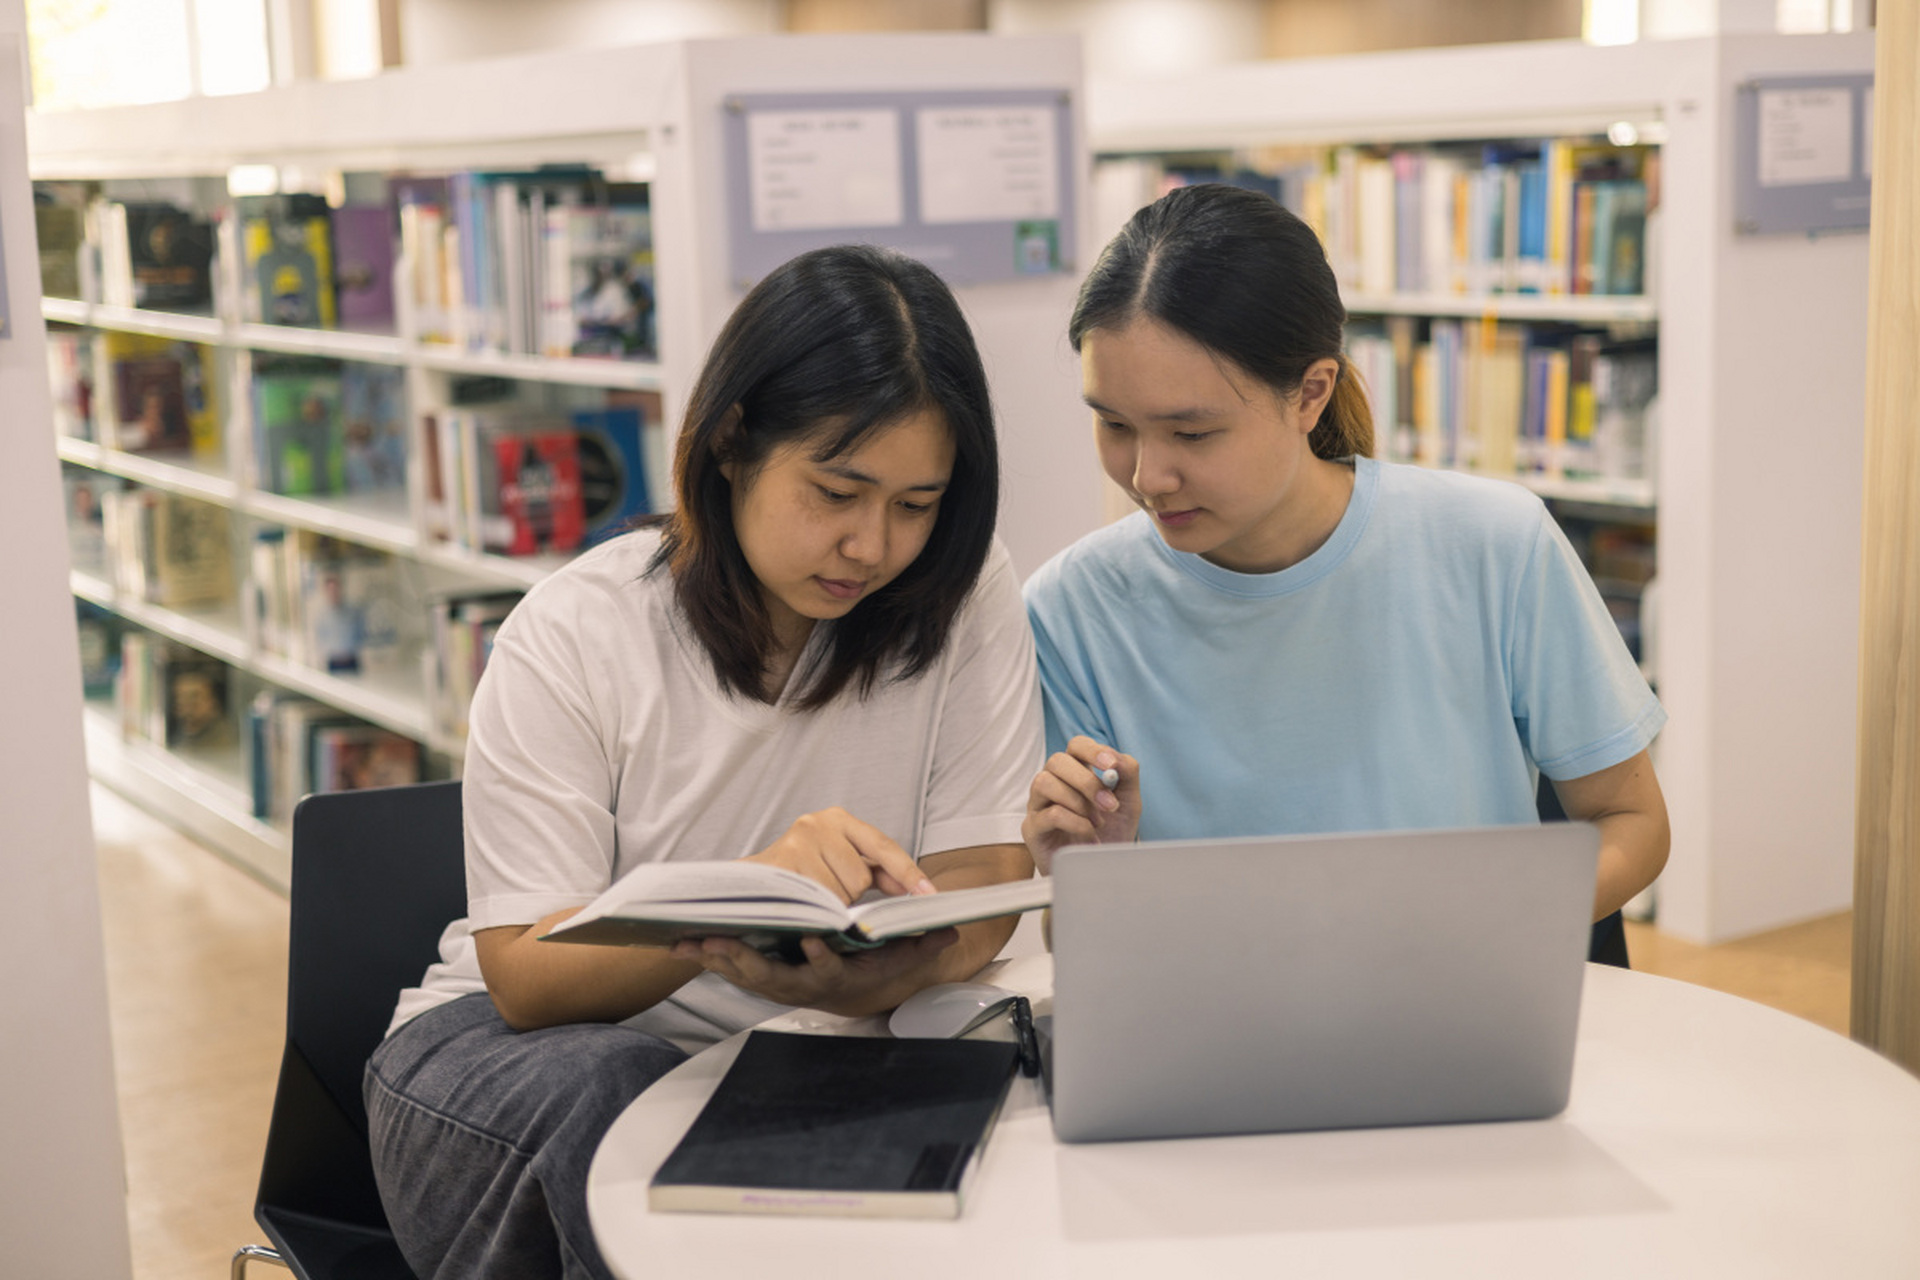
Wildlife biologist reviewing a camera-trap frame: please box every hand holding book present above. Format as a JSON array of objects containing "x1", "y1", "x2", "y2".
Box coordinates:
[{"x1": 670, "y1": 924, "x2": 966, "y2": 1017}]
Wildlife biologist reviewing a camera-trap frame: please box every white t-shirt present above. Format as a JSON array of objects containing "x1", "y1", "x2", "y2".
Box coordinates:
[{"x1": 386, "y1": 529, "x2": 1042, "y2": 1051}]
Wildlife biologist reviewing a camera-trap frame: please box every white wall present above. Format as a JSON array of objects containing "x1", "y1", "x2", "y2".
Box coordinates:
[{"x1": 0, "y1": 16, "x2": 134, "y2": 1279}]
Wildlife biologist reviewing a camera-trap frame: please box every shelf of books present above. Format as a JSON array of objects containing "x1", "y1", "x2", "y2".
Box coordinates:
[
  {"x1": 38, "y1": 115, "x2": 666, "y2": 893},
  {"x1": 1085, "y1": 32, "x2": 1877, "y2": 943},
  {"x1": 33, "y1": 33, "x2": 1094, "y2": 893}
]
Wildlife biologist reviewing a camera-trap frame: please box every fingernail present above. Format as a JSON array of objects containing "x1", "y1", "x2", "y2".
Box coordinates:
[
  {"x1": 913, "y1": 877, "x2": 938, "y2": 895},
  {"x1": 1096, "y1": 790, "x2": 1119, "y2": 811},
  {"x1": 1096, "y1": 752, "x2": 1117, "y2": 769}
]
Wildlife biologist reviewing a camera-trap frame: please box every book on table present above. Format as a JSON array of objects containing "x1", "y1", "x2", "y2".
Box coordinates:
[
  {"x1": 649, "y1": 1029, "x2": 1020, "y2": 1219},
  {"x1": 541, "y1": 861, "x2": 1051, "y2": 958}
]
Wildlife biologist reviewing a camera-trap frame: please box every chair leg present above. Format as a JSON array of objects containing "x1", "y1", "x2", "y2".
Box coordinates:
[{"x1": 232, "y1": 1243, "x2": 287, "y2": 1279}]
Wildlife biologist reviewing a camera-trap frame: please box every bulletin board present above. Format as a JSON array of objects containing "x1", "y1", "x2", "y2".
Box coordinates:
[
  {"x1": 1734, "y1": 73, "x2": 1874, "y2": 236},
  {"x1": 722, "y1": 88, "x2": 1077, "y2": 290}
]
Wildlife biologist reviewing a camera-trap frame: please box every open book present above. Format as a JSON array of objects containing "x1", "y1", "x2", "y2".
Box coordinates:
[{"x1": 540, "y1": 861, "x2": 1051, "y2": 959}]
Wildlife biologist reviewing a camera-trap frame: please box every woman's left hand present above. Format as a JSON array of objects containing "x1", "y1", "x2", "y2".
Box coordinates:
[{"x1": 669, "y1": 928, "x2": 960, "y2": 1017}]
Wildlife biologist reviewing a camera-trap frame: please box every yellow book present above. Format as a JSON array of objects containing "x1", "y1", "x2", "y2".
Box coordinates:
[
  {"x1": 1544, "y1": 139, "x2": 1574, "y2": 295},
  {"x1": 1473, "y1": 324, "x2": 1527, "y2": 478},
  {"x1": 1543, "y1": 347, "x2": 1570, "y2": 479},
  {"x1": 1411, "y1": 344, "x2": 1440, "y2": 467},
  {"x1": 98, "y1": 331, "x2": 220, "y2": 457}
]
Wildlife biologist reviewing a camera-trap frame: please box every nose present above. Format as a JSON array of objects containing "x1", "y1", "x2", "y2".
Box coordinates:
[
  {"x1": 1132, "y1": 438, "x2": 1178, "y2": 498},
  {"x1": 839, "y1": 502, "x2": 887, "y2": 567}
]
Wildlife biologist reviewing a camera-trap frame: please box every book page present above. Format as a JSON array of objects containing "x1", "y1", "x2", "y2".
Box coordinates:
[
  {"x1": 848, "y1": 875, "x2": 1052, "y2": 941},
  {"x1": 567, "y1": 860, "x2": 851, "y2": 929}
]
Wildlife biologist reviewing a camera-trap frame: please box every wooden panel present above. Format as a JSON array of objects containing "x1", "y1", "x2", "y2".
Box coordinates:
[
  {"x1": 1262, "y1": 0, "x2": 1582, "y2": 59},
  {"x1": 785, "y1": 0, "x2": 986, "y2": 32},
  {"x1": 1854, "y1": 0, "x2": 1920, "y2": 1071}
]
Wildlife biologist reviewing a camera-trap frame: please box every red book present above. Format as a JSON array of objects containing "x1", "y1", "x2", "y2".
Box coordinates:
[{"x1": 487, "y1": 426, "x2": 584, "y2": 556}]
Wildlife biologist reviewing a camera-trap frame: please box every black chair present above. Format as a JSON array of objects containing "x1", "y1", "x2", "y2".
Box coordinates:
[
  {"x1": 1534, "y1": 774, "x2": 1630, "y2": 969},
  {"x1": 233, "y1": 780, "x2": 467, "y2": 1280}
]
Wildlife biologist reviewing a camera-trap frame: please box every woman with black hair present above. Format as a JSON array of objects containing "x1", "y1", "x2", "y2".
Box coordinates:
[
  {"x1": 1022, "y1": 183, "x2": 1669, "y2": 923},
  {"x1": 367, "y1": 244, "x2": 1040, "y2": 1280}
]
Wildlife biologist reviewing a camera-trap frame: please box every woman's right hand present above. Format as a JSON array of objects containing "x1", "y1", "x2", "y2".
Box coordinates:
[
  {"x1": 744, "y1": 807, "x2": 936, "y2": 903},
  {"x1": 1022, "y1": 736, "x2": 1141, "y2": 874}
]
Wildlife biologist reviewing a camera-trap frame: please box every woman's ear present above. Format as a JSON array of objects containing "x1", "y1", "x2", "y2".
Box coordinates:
[{"x1": 1295, "y1": 358, "x2": 1341, "y2": 432}]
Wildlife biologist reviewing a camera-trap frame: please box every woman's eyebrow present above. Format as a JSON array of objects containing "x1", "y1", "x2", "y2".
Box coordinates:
[
  {"x1": 817, "y1": 461, "x2": 948, "y2": 491},
  {"x1": 1083, "y1": 395, "x2": 1224, "y2": 424}
]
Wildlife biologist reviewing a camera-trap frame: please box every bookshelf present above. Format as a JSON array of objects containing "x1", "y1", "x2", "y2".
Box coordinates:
[
  {"x1": 1086, "y1": 32, "x2": 1875, "y2": 945},
  {"x1": 29, "y1": 33, "x2": 1097, "y2": 891}
]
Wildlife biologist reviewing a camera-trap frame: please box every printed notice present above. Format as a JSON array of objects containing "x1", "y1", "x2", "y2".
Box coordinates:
[
  {"x1": 916, "y1": 107, "x2": 1059, "y2": 225},
  {"x1": 1758, "y1": 88, "x2": 1854, "y2": 187},
  {"x1": 747, "y1": 109, "x2": 904, "y2": 233}
]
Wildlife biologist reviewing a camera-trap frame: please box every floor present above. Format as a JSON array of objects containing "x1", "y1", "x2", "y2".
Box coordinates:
[
  {"x1": 92, "y1": 783, "x2": 288, "y2": 1280},
  {"x1": 90, "y1": 781, "x2": 1856, "y2": 1279}
]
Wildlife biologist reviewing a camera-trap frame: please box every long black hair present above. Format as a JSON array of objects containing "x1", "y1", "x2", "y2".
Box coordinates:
[
  {"x1": 653, "y1": 244, "x2": 998, "y2": 709},
  {"x1": 1070, "y1": 183, "x2": 1373, "y2": 459}
]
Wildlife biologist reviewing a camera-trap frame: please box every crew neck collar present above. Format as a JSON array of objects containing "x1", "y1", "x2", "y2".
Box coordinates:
[{"x1": 1149, "y1": 456, "x2": 1379, "y2": 598}]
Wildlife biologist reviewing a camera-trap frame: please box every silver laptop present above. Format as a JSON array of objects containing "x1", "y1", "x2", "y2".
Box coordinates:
[{"x1": 1044, "y1": 824, "x2": 1599, "y2": 1143}]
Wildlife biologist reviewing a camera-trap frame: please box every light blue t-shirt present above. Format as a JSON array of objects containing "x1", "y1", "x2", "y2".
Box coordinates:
[{"x1": 1023, "y1": 457, "x2": 1666, "y2": 839}]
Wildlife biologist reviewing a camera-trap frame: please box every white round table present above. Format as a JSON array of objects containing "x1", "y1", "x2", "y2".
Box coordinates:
[{"x1": 588, "y1": 958, "x2": 1920, "y2": 1278}]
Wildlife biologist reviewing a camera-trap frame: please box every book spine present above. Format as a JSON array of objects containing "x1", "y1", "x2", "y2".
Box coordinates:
[{"x1": 647, "y1": 1185, "x2": 962, "y2": 1221}]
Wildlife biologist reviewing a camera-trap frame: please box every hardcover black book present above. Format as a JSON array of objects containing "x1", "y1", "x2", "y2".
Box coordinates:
[
  {"x1": 649, "y1": 1030, "x2": 1020, "y2": 1219},
  {"x1": 123, "y1": 202, "x2": 215, "y2": 311}
]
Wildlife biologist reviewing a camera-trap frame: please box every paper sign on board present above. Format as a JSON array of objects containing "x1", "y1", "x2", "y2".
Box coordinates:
[
  {"x1": 747, "y1": 109, "x2": 904, "y2": 233},
  {"x1": 916, "y1": 106, "x2": 1059, "y2": 225},
  {"x1": 1758, "y1": 88, "x2": 1853, "y2": 188}
]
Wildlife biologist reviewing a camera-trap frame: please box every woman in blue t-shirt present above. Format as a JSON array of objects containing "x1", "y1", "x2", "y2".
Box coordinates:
[{"x1": 1022, "y1": 183, "x2": 1669, "y2": 921}]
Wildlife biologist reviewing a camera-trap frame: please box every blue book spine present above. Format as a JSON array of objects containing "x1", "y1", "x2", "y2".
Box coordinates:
[{"x1": 1516, "y1": 164, "x2": 1548, "y2": 294}]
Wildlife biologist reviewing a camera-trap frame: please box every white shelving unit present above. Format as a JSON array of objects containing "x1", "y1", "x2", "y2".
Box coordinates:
[
  {"x1": 1087, "y1": 33, "x2": 1875, "y2": 944},
  {"x1": 1, "y1": 14, "x2": 135, "y2": 1270},
  {"x1": 1337, "y1": 292, "x2": 1660, "y2": 325},
  {"x1": 31, "y1": 33, "x2": 1099, "y2": 892}
]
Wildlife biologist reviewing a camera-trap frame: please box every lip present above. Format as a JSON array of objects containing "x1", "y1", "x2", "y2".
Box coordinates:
[
  {"x1": 815, "y1": 576, "x2": 868, "y2": 601},
  {"x1": 1150, "y1": 507, "x2": 1203, "y2": 529}
]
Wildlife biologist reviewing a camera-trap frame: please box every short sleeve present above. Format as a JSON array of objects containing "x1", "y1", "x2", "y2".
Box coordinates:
[
  {"x1": 462, "y1": 580, "x2": 622, "y2": 930},
  {"x1": 1507, "y1": 511, "x2": 1667, "y2": 780},
  {"x1": 916, "y1": 544, "x2": 1044, "y2": 856}
]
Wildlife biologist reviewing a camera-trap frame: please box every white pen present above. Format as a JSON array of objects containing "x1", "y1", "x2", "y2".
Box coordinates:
[{"x1": 1096, "y1": 766, "x2": 1120, "y2": 790}]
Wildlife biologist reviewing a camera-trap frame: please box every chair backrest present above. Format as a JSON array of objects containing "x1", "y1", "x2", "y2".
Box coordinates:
[{"x1": 255, "y1": 780, "x2": 467, "y2": 1245}]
